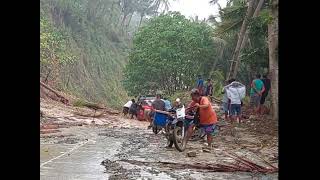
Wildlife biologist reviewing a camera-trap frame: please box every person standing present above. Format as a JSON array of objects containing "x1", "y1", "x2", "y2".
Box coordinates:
[
  {"x1": 129, "y1": 100, "x2": 138, "y2": 119},
  {"x1": 162, "y1": 97, "x2": 172, "y2": 111},
  {"x1": 260, "y1": 74, "x2": 271, "y2": 106},
  {"x1": 183, "y1": 89, "x2": 218, "y2": 151},
  {"x1": 148, "y1": 94, "x2": 166, "y2": 129},
  {"x1": 250, "y1": 74, "x2": 265, "y2": 114},
  {"x1": 205, "y1": 79, "x2": 213, "y2": 97},
  {"x1": 142, "y1": 101, "x2": 152, "y2": 123},
  {"x1": 225, "y1": 81, "x2": 246, "y2": 123},
  {"x1": 196, "y1": 76, "x2": 204, "y2": 96}
]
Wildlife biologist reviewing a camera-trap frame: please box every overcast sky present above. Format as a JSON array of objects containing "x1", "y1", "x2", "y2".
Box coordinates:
[{"x1": 168, "y1": 0, "x2": 227, "y2": 20}]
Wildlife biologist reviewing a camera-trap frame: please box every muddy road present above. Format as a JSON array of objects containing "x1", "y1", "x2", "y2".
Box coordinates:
[{"x1": 40, "y1": 99, "x2": 278, "y2": 180}]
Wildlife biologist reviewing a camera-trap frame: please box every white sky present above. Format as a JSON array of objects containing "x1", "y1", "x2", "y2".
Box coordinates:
[{"x1": 168, "y1": 0, "x2": 227, "y2": 20}]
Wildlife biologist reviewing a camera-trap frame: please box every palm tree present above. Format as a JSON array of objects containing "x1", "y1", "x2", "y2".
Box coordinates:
[{"x1": 227, "y1": 0, "x2": 255, "y2": 80}]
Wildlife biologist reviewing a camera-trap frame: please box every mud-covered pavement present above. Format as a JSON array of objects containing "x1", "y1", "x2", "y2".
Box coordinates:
[{"x1": 40, "y1": 99, "x2": 278, "y2": 179}]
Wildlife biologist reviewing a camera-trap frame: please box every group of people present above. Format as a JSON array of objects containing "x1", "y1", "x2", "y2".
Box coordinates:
[
  {"x1": 196, "y1": 76, "x2": 213, "y2": 97},
  {"x1": 122, "y1": 74, "x2": 271, "y2": 151},
  {"x1": 122, "y1": 98, "x2": 138, "y2": 119},
  {"x1": 122, "y1": 94, "x2": 183, "y2": 127},
  {"x1": 221, "y1": 74, "x2": 271, "y2": 123}
]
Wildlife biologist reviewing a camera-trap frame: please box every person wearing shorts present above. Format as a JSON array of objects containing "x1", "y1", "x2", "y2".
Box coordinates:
[
  {"x1": 230, "y1": 104, "x2": 241, "y2": 122},
  {"x1": 183, "y1": 89, "x2": 218, "y2": 150},
  {"x1": 226, "y1": 80, "x2": 245, "y2": 123},
  {"x1": 250, "y1": 74, "x2": 265, "y2": 114}
]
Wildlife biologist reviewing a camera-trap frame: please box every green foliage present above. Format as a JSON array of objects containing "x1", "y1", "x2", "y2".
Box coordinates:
[
  {"x1": 168, "y1": 91, "x2": 192, "y2": 106},
  {"x1": 40, "y1": 0, "x2": 133, "y2": 109},
  {"x1": 72, "y1": 99, "x2": 87, "y2": 107},
  {"x1": 123, "y1": 12, "x2": 219, "y2": 96},
  {"x1": 40, "y1": 17, "x2": 75, "y2": 72},
  {"x1": 211, "y1": 70, "x2": 225, "y2": 97},
  {"x1": 210, "y1": 0, "x2": 270, "y2": 86}
]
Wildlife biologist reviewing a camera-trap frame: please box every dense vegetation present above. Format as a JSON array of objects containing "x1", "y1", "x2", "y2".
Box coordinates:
[
  {"x1": 123, "y1": 12, "x2": 220, "y2": 96},
  {"x1": 40, "y1": 0, "x2": 172, "y2": 108},
  {"x1": 124, "y1": 0, "x2": 278, "y2": 120},
  {"x1": 40, "y1": 0, "x2": 278, "y2": 119}
]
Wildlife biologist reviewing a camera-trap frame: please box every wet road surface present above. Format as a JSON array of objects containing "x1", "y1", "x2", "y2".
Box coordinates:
[{"x1": 40, "y1": 125, "x2": 277, "y2": 180}]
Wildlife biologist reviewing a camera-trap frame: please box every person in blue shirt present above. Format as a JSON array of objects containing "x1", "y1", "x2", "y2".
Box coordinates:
[
  {"x1": 196, "y1": 76, "x2": 204, "y2": 95},
  {"x1": 162, "y1": 97, "x2": 172, "y2": 111}
]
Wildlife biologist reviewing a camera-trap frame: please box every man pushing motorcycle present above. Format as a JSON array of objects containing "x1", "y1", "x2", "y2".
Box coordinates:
[{"x1": 183, "y1": 88, "x2": 218, "y2": 151}]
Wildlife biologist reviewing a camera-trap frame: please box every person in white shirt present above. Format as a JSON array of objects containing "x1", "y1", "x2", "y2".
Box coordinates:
[
  {"x1": 123, "y1": 99, "x2": 134, "y2": 117},
  {"x1": 225, "y1": 81, "x2": 246, "y2": 123}
]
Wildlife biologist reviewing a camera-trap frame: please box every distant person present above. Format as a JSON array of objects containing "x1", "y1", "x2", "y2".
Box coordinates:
[
  {"x1": 250, "y1": 74, "x2": 265, "y2": 114},
  {"x1": 162, "y1": 97, "x2": 172, "y2": 111},
  {"x1": 173, "y1": 98, "x2": 183, "y2": 110},
  {"x1": 196, "y1": 76, "x2": 204, "y2": 96},
  {"x1": 142, "y1": 100, "x2": 152, "y2": 123},
  {"x1": 148, "y1": 94, "x2": 166, "y2": 129},
  {"x1": 129, "y1": 100, "x2": 138, "y2": 119},
  {"x1": 260, "y1": 74, "x2": 271, "y2": 106},
  {"x1": 123, "y1": 99, "x2": 134, "y2": 117},
  {"x1": 205, "y1": 79, "x2": 213, "y2": 97},
  {"x1": 225, "y1": 81, "x2": 246, "y2": 123}
]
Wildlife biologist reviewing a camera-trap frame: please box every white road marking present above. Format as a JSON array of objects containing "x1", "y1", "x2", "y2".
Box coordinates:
[{"x1": 40, "y1": 140, "x2": 93, "y2": 168}]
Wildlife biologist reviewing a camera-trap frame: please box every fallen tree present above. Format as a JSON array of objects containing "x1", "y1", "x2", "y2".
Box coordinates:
[{"x1": 40, "y1": 81, "x2": 69, "y2": 105}]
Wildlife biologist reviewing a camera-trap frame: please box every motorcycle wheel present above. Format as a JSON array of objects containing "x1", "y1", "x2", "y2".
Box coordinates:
[
  {"x1": 189, "y1": 127, "x2": 203, "y2": 141},
  {"x1": 173, "y1": 126, "x2": 186, "y2": 152}
]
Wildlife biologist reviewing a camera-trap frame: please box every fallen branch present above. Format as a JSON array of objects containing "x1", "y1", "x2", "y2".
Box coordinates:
[
  {"x1": 40, "y1": 81, "x2": 69, "y2": 105},
  {"x1": 225, "y1": 152, "x2": 278, "y2": 173},
  {"x1": 116, "y1": 159, "x2": 277, "y2": 173}
]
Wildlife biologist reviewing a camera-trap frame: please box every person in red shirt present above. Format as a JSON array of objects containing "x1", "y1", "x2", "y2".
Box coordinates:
[{"x1": 183, "y1": 89, "x2": 218, "y2": 150}]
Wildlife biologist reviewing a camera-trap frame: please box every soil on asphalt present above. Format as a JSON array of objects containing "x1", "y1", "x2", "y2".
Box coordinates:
[{"x1": 40, "y1": 98, "x2": 278, "y2": 180}]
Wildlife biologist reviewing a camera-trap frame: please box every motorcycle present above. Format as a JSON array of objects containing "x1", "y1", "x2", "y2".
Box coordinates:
[{"x1": 152, "y1": 106, "x2": 186, "y2": 151}]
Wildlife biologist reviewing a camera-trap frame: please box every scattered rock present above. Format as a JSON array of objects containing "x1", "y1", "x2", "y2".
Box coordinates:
[{"x1": 187, "y1": 151, "x2": 197, "y2": 157}]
